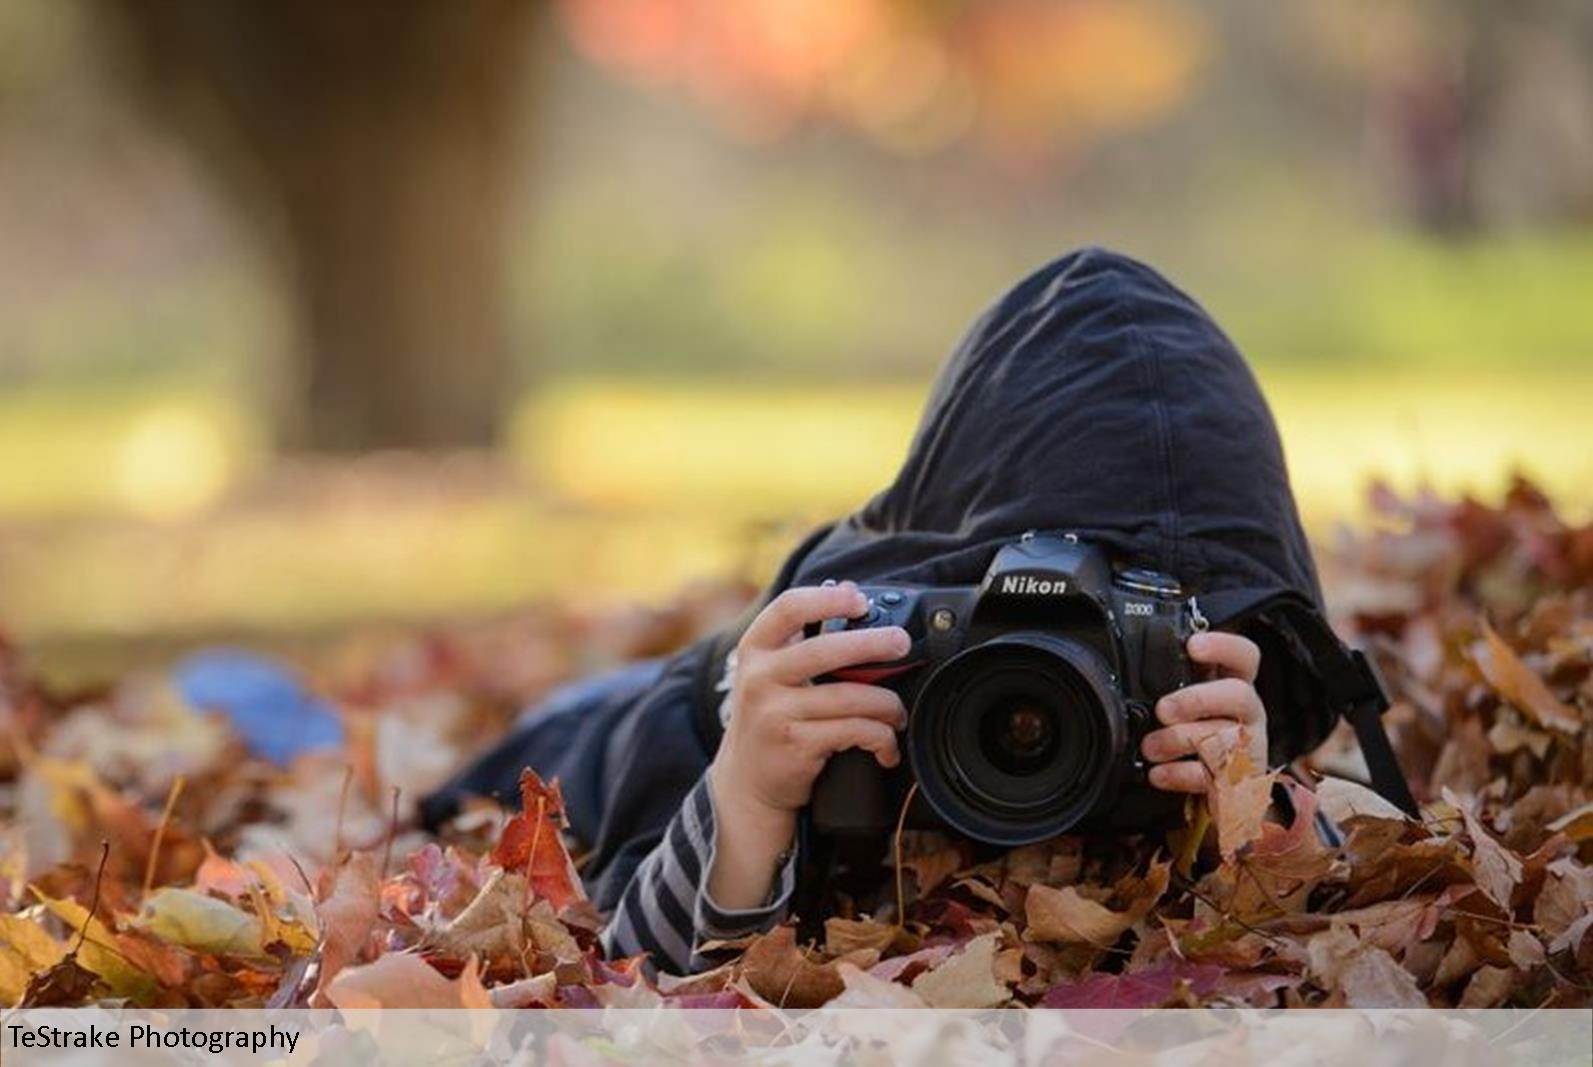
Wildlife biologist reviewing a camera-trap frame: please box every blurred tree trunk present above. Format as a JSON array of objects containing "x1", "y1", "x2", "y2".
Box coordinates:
[{"x1": 99, "y1": 0, "x2": 539, "y2": 451}]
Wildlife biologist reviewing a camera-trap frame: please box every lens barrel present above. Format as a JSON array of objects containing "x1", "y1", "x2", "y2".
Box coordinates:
[{"x1": 906, "y1": 633, "x2": 1125, "y2": 845}]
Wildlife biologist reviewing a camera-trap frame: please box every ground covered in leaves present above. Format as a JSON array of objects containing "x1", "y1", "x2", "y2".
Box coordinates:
[{"x1": 1, "y1": 481, "x2": 1589, "y2": 1010}]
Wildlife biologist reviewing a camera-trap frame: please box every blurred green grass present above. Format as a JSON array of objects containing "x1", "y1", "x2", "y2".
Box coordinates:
[
  {"x1": 2, "y1": 231, "x2": 1591, "y2": 677},
  {"x1": 1, "y1": 368, "x2": 1589, "y2": 666}
]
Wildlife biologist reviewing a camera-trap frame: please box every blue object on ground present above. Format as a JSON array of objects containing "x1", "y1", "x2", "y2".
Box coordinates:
[{"x1": 173, "y1": 649, "x2": 344, "y2": 766}]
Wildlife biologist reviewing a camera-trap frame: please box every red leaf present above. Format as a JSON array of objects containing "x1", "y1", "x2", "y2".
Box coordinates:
[
  {"x1": 1041, "y1": 960, "x2": 1225, "y2": 1008},
  {"x1": 489, "y1": 770, "x2": 585, "y2": 911}
]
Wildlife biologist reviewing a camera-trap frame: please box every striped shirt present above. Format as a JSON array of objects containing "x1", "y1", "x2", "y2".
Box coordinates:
[{"x1": 599, "y1": 773, "x2": 798, "y2": 973}]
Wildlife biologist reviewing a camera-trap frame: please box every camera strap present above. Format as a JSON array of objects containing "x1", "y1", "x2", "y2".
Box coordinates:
[{"x1": 1201, "y1": 588, "x2": 1420, "y2": 818}]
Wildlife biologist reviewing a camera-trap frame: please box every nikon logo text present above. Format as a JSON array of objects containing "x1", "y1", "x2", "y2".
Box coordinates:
[{"x1": 1000, "y1": 576, "x2": 1069, "y2": 595}]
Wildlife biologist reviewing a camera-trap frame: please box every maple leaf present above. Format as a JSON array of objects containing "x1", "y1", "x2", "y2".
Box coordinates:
[{"x1": 488, "y1": 770, "x2": 584, "y2": 911}]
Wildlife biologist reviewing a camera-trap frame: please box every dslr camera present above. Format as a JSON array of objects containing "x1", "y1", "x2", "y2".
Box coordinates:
[{"x1": 807, "y1": 533, "x2": 1204, "y2": 846}]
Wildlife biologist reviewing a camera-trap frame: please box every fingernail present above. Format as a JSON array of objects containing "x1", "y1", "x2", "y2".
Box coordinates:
[
  {"x1": 1188, "y1": 633, "x2": 1211, "y2": 655},
  {"x1": 1155, "y1": 696, "x2": 1177, "y2": 723},
  {"x1": 891, "y1": 629, "x2": 911, "y2": 655}
]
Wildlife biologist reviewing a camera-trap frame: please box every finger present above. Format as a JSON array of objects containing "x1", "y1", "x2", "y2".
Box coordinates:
[
  {"x1": 1148, "y1": 760, "x2": 1211, "y2": 794},
  {"x1": 769, "y1": 626, "x2": 911, "y2": 683},
  {"x1": 1140, "y1": 720, "x2": 1242, "y2": 764},
  {"x1": 741, "y1": 583, "x2": 868, "y2": 652},
  {"x1": 795, "y1": 718, "x2": 902, "y2": 769},
  {"x1": 1187, "y1": 632, "x2": 1260, "y2": 683},
  {"x1": 1156, "y1": 677, "x2": 1264, "y2": 727},
  {"x1": 789, "y1": 683, "x2": 907, "y2": 726}
]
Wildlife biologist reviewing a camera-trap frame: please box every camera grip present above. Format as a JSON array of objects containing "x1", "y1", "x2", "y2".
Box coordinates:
[{"x1": 809, "y1": 747, "x2": 890, "y2": 836}]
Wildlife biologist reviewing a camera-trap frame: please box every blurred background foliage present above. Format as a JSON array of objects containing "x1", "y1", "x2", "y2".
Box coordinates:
[{"x1": 0, "y1": 0, "x2": 1590, "y2": 679}]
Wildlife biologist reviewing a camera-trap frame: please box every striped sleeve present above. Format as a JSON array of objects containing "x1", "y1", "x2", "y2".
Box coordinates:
[{"x1": 600, "y1": 775, "x2": 797, "y2": 974}]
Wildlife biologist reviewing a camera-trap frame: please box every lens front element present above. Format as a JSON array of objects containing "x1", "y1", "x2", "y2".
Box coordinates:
[{"x1": 907, "y1": 634, "x2": 1125, "y2": 845}]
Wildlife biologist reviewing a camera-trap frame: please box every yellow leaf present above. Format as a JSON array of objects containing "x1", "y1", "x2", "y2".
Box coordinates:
[
  {"x1": 133, "y1": 887, "x2": 265, "y2": 956},
  {"x1": 0, "y1": 914, "x2": 67, "y2": 1006},
  {"x1": 30, "y1": 890, "x2": 155, "y2": 999}
]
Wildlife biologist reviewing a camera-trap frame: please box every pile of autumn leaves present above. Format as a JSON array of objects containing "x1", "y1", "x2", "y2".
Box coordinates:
[{"x1": 1, "y1": 480, "x2": 1589, "y2": 1009}]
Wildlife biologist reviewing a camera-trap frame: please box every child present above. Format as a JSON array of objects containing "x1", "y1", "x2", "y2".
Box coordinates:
[{"x1": 424, "y1": 247, "x2": 1405, "y2": 974}]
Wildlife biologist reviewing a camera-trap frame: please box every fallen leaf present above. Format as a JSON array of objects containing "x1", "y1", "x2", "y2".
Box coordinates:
[
  {"x1": 1472, "y1": 621, "x2": 1581, "y2": 734},
  {"x1": 1203, "y1": 743, "x2": 1275, "y2": 859},
  {"x1": 1458, "y1": 964, "x2": 1514, "y2": 1008},
  {"x1": 738, "y1": 925, "x2": 873, "y2": 1008},
  {"x1": 430, "y1": 867, "x2": 527, "y2": 961},
  {"x1": 133, "y1": 888, "x2": 264, "y2": 956},
  {"x1": 314, "y1": 851, "x2": 380, "y2": 993},
  {"x1": 909, "y1": 931, "x2": 1010, "y2": 1008},
  {"x1": 1025, "y1": 859, "x2": 1168, "y2": 946},
  {"x1": 1308, "y1": 925, "x2": 1427, "y2": 1008},
  {"x1": 324, "y1": 952, "x2": 491, "y2": 1009},
  {"x1": 489, "y1": 771, "x2": 584, "y2": 911},
  {"x1": 1316, "y1": 777, "x2": 1411, "y2": 825},
  {"x1": 823, "y1": 916, "x2": 901, "y2": 957},
  {"x1": 898, "y1": 845, "x2": 965, "y2": 897},
  {"x1": 831, "y1": 962, "x2": 929, "y2": 1007},
  {"x1": 1545, "y1": 802, "x2": 1593, "y2": 843},
  {"x1": 0, "y1": 915, "x2": 65, "y2": 1005},
  {"x1": 1041, "y1": 959, "x2": 1226, "y2": 1008},
  {"x1": 1453, "y1": 796, "x2": 1523, "y2": 913}
]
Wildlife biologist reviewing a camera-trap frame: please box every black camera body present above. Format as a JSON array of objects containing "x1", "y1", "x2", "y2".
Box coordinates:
[{"x1": 808, "y1": 533, "x2": 1201, "y2": 846}]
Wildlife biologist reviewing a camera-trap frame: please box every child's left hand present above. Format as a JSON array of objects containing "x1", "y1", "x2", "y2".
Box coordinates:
[{"x1": 1140, "y1": 632, "x2": 1267, "y2": 793}]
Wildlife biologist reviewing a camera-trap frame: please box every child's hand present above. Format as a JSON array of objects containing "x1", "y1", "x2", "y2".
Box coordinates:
[
  {"x1": 708, "y1": 582, "x2": 909, "y2": 908},
  {"x1": 1140, "y1": 632, "x2": 1268, "y2": 793}
]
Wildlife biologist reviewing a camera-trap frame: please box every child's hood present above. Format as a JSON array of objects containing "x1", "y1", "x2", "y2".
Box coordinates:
[{"x1": 787, "y1": 246, "x2": 1322, "y2": 611}]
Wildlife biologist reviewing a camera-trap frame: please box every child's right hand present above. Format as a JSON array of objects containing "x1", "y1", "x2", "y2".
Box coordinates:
[{"x1": 707, "y1": 582, "x2": 909, "y2": 909}]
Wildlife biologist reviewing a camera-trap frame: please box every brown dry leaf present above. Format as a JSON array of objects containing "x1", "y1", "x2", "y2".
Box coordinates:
[
  {"x1": 908, "y1": 931, "x2": 1011, "y2": 1008},
  {"x1": 1203, "y1": 744, "x2": 1275, "y2": 860},
  {"x1": 1458, "y1": 965, "x2": 1514, "y2": 1008},
  {"x1": 313, "y1": 851, "x2": 381, "y2": 994},
  {"x1": 1453, "y1": 797, "x2": 1523, "y2": 913},
  {"x1": 430, "y1": 868, "x2": 527, "y2": 962},
  {"x1": 738, "y1": 925, "x2": 875, "y2": 1008},
  {"x1": 823, "y1": 916, "x2": 901, "y2": 957},
  {"x1": 1534, "y1": 858, "x2": 1593, "y2": 938},
  {"x1": 1308, "y1": 925, "x2": 1427, "y2": 1008},
  {"x1": 1472, "y1": 621, "x2": 1582, "y2": 735},
  {"x1": 1329, "y1": 897, "x2": 1441, "y2": 953},
  {"x1": 1316, "y1": 777, "x2": 1411, "y2": 825},
  {"x1": 1025, "y1": 860, "x2": 1168, "y2": 946},
  {"x1": 899, "y1": 846, "x2": 965, "y2": 897}
]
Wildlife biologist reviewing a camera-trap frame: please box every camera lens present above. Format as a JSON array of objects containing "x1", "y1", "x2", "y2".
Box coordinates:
[
  {"x1": 981, "y1": 699, "x2": 1056, "y2": 772},
  {"x1": 906, "y1": 634, "x2": 1124, "y2": 845}
]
